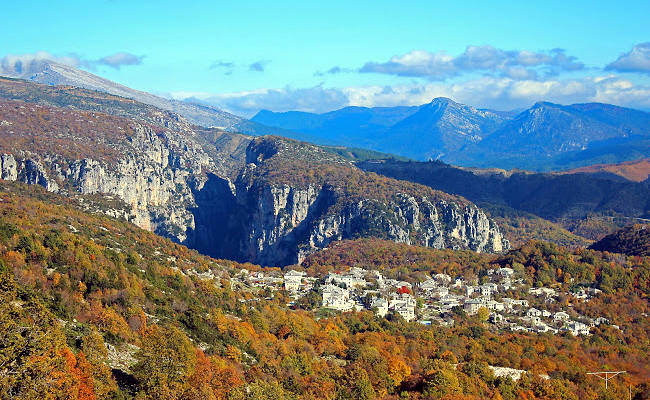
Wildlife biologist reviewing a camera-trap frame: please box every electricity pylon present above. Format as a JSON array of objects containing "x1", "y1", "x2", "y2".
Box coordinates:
[{"x1": 586, "y1": 371, "x2": 626, "y2": 389}]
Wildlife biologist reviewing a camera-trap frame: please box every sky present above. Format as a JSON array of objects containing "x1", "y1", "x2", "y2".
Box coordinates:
[{"x1": 1, "y1": 0, "x2": 649, "y2": 117}]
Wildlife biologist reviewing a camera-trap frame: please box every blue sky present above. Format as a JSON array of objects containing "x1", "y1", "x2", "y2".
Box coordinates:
[{"x1": 2, "y1": 0, "x2": 649, "y2": 116}]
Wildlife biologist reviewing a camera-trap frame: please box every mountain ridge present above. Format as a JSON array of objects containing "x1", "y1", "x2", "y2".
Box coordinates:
[
  {"x1": 449, "y1": 101, "x2": 650, "y2": 169},
  {"x1": 358, "y1": 159, "x2": 650, "y2": 241},
  {"x1": 252, "y1": 98, "x2": 650, "y2": 170},
  {"x1": 0, "y1": 61, "x2": 288, "y2": 136},
  {"x1": 375, "y1": 97, "x2": 509, "y2": 160}
]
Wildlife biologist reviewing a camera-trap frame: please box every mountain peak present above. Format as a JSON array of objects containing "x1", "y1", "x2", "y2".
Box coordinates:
[
  {"x1": 430, "y1": 97, "x2": 456, "y2": 105},
  {"x1": 531, "y1": 101, "x2": 560, "y2": 109}
]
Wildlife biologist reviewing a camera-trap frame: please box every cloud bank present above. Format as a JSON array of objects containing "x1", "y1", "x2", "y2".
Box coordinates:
[
  {"x1": 175, "y1": 75, "x2": 650, "y2": 118},
  {"x1": 0, "y1": 51, "x2": 81, "y2": 76},
  {"x1": 355, "y1": 46, "x2": 584, "y2": 80}
]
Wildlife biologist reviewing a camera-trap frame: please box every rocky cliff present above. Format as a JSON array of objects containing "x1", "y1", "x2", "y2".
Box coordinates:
[
  {"x1": 186, "y1": 137, "x2": 509, "y2": 266},
  {"x1": 0, "y1": 121, "x2": 211, "y2": 241},
  {"x1": 0, "y1": 81, "x2": 509, "y2": 266}
]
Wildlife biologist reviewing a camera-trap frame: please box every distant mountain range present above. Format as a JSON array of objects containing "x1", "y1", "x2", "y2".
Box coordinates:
[
  {"x1": 3, "y1": 61, "x2": 649, "y2": 172},
  {"x1": 450, "y1": 101, "x2": 650, "y2": 170},
  {"x1": 253, "y1": 99, "x2": 650, "y2": 171},
  {"x1": 0, "y1": 61, "x2": 288, "y2": 136},
  {"x1": 253, "y1": 105, "x2": 420, "y2": 147}
]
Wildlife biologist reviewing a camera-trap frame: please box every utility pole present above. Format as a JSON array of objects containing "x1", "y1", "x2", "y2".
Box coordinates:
[
  {"x1": 630, "y1": 384, "x2": 632, "y2": 400},
  {"x1": 586, "y1": 371, "x2": 626, "y2": 390}
]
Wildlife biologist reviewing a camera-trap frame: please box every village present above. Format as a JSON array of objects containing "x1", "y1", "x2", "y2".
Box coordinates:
[{"x1": 230, "y1": 265, "x2": 616, "y2": 337}]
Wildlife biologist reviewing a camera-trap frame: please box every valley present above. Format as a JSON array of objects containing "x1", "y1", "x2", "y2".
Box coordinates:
[{"x1": 0, "y1": 49, "x2": 649, "y2": 400}]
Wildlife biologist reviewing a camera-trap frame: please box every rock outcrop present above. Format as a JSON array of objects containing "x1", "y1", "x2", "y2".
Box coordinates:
[
  {"x1": 185, "y1": 139, "x2": 509, "y2": 266},
  {"x1": 1, "y1": 120, "x2": 213, "y2": 242}
]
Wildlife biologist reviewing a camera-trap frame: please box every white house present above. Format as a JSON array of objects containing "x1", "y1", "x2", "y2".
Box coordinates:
[
  {"x1": 502, "y1": 298, "x2": 529, "y2": 311},
  {"x1": 370, "y1": 297, "x2": 389, "y2": 318},
  {"x1": 321, "y1": 284, "x2": 355, "y2": 311},
  {"x1": 284, "y1": 270, "x2": 306, "y2": 293},
  {"x1": 534, "y1": 322, "x2": 554, "y2": 333},
  {"x1": 563, "y1": 321, "x2": 591, "y2": 336},
  {"x1": 419, "y1": 279, "x2": 439, "y2": 292},
  {"x1": 554, "y1": 311, "x2": 570, "y2": 322},
  {"x1": 326, "y1": 271, "x2": 367, "y2": 288},
  {"x1": 529, "y1": 287, "x2": 557, "y2": 297},
  {"x1": 480, "y1": 283, "x2": 499, "y2": 297},
  {"x1": 394, "y1": 304, "x2": 416, "y2": 321},
  {"x1": 464, "y1": 298, "x2": 486, "y2": 315},
  {"x1": 389, "y1": 293, "x2": 416, "y2": 322},
  {"x1": 527, "y1": 308, "x2": 543, "y2": 317},
  {"x1": 497, "y1": 267, "x2": 515, "y2": 278}
]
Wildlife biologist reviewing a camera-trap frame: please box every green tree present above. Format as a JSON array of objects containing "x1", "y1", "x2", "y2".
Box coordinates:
[
  {"x1": 132, "y1": 325, "x2": 197, "y2": 398},
  {"x1": 477, "y1": 307, "x2": 490, "y2": 322}
]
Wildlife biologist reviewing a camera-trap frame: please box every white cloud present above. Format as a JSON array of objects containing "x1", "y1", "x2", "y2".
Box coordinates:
[
  {"x1": 249, "y1": 60, "x2": 270, "y2": 72},
  {"x1": 0, "y1": 51, "x2": 144, "y2": 77},
  {"x1": 0, "y1": 51, "x2": 81, "y2": 77},
  {"x1": 179, "y1": 85, "x2": 349, "y2": 117},
  {"x1": 96, "y1": 52, "x2": 144, "y2": 69},
  {"x1": 605, "y1": 42, "x2": 650, "y2": 74},
  {"x1": 360, "y1": 50, "x2": 457, "y2": 79},
  {"x1": 175, "y1": 75, "x2": 650, "y2": 117},
  {"x1": 357, "y1": 46, "x2": 584, "y2": 80}
]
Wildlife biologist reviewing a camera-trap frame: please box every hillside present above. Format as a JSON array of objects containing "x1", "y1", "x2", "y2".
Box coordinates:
[
  {"x1": 589, "y1": 224, "x2": 650, "y2": 256},
  {"x1": 0, "y1": 181, "x2": 258, "y2": 399},
  {"x1": 358, "y1": 159, "x2": 650, "y2": 241},
  {"x1": 188, "y1": 136, "x2": 509, "y2": 266},
  {"x1": 0, "y1": 61, "x2": 287, "y2": 135},
  {"x1": 1, "y1": 182, "x2": 649, "y2": 399},
  {"x1": 0, "y1": 87, "x2": 250, "y2": 242},
  {"x1": 559, "y1": 158, "x2": 650, "y2": 182}
]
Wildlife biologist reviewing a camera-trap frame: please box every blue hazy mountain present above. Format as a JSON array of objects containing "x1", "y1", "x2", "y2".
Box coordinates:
[
  {"x1": 252, "y1": 105, "x2": 419, "y2": 146},
  {"x1": 254, "y1": 99, "x2": 650, "y2": 171},
  {"x1": 253, "y1": 98, "x2": 510, "y2": 159},
  {"x1": 448, "y1": 102, "x2": 650, "y2": 170}
]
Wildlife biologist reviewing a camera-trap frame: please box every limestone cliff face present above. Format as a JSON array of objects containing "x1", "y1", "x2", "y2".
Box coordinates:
[
  {"x1": 186, "y1": 141, "x2": 510, "y2": 266},
  {"x1": 2, "y1": 154, "x2": 60, "y2": 192},
  {"x1": 228, "y1": 181, "x2": 507, "y2": 266},
  {"x1": 1, "y1": 122, "x2": 213, "y2": 242}
]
